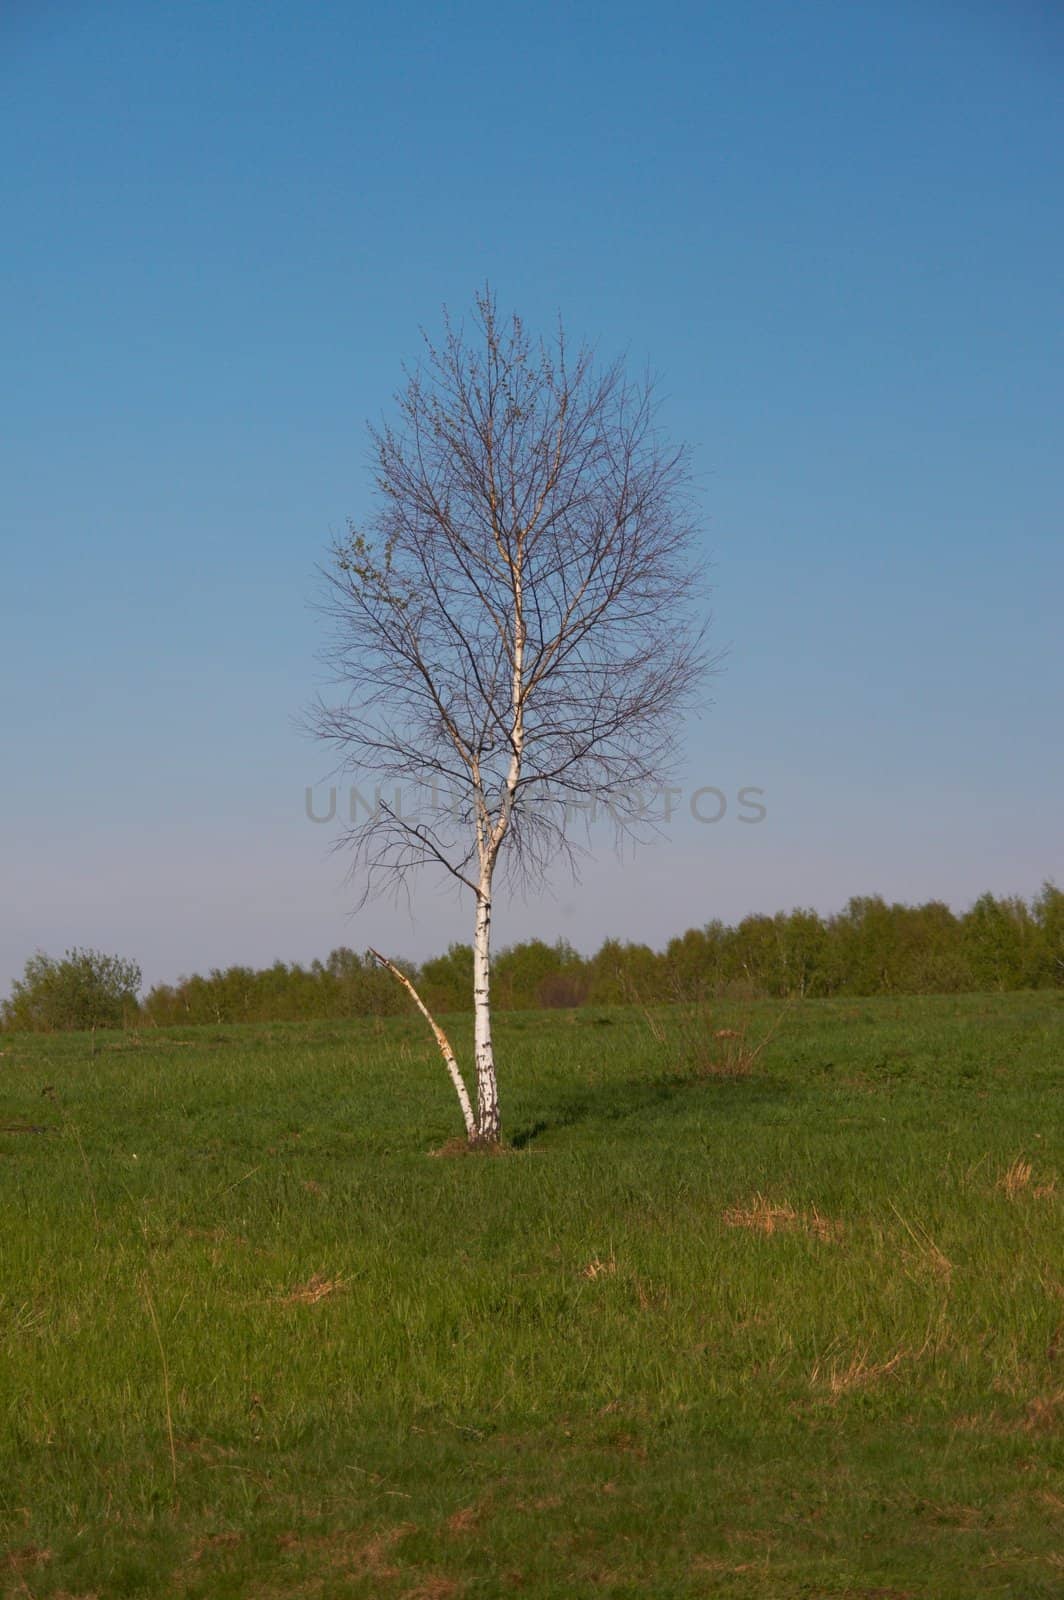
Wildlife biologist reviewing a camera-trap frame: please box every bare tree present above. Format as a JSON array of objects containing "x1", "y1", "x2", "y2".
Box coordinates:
[{"x1": 311, "y1": 290, "x2": 710, "y2": 1144}]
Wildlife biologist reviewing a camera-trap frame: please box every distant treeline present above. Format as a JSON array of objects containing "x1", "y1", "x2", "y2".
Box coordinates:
[
  {"x1": 134, "y1": 886, "x2": 1063, "y2": 1026},
  {"x1": 4, "y1": 887, "x2": 1060, "y2": 1033}
]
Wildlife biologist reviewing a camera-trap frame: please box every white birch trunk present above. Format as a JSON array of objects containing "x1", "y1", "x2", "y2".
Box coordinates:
[
  {"x1": 472, "y1": 874, "x2": 499, "y2": 1143},
  {"x1": 467, "y1": 544, "x2": 524, "y2": 1144}
]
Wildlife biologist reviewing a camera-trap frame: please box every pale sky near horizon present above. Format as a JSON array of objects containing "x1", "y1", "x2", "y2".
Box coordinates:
[{"x1": 2, "y1": 0, "x2": 1061, "y2": 995}]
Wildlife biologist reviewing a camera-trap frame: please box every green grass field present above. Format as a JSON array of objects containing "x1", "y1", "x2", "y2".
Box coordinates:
[{"x1": 0, "y1": 993, "x2": 1060, "y2": 1598}]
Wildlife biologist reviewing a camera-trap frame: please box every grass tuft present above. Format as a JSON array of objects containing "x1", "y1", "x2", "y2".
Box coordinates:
[
  {"x1": 723, "y1": 1193, "x2": 843, "y2": 1241},
  {"x1": 283, "y1": 1272, "x2": 347, "y2": 1305}
]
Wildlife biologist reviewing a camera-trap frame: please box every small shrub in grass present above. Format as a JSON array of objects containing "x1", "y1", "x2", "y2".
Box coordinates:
[
  {"x1": 626, "y1": 975, "x2": 791, "y2": 1079},
  {"x1": 677, "y1": 1007, "x2": 768, "y2": 1077}
]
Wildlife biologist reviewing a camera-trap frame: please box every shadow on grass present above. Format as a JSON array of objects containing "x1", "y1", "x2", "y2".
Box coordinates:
[{"x1": 509, "y1": 1070, "x2": 794, "y2": 1149}]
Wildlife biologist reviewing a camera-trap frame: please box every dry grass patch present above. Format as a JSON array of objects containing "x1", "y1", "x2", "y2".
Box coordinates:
[
  {"x1": 284, "y1": 1272, "x2": 346, "y2": 1305},
  {"x1": 998, "y1": 1156, "x2": 1033, "y2": 1198},
  {"x1": 723, "y1": 1194, "x2": 843, "y2": 1242},
  {"x1": 951, "y1": 1395, "x2": 1064, "y2": 1438},
  {"x1": 189, "y1": 1531, "x2": 243, "y2": 1562},
  {"x1": 512, "y1": 1493, "x2": 563, "y2": 1513},
  {"x1": 444, "y1": 1498, "x2": 490, "y2": 1536},
  {"x1": 176, "y1": 1434, "x2": 237, "y2": 1463},
  {"x1": 180, "y1": 1224, "x2": 252, "y2": 1270},
  {"x1": 810, "y1": 1345, "x2": 911, "y2": 1396},
  {"x1": 275, "y1": 1522, "x2": 413, "y2": 1580},
  {"x1": 889, "y1": 1202, "x2": 953, "y2": 1283},
  {"x1": 6, "y1": 1545, "x2": 52, "y2": 1572},
  {"x1": 1023, "y1": 1388, "x2": 1064, "y2": 1433},
  {"x1": 694, "y1": 1556, "x2": 772, "y2": 1576},
  {"x1": 847, "y1": 1592, "x2": 916, "y2": 1599},
  {"x1": 996, "y1": 1156, "x2": 1058, "y2": 1200},
  {"x1": 632, "y1": 1273, "x2": 670, "y2": 1311},
  {"x1": 581, "y1": 1256, "x2": 617, "y2": 1279},
  {"x1": 401, "y1": 1577, "x2": 466, "y2": 1599},
  {"x1": 428, "y1": 1137, "x2": 509, "y2": 1158},
  {"x1": 811, "y1": 1312, "x2": 945, "y2": 1398}
]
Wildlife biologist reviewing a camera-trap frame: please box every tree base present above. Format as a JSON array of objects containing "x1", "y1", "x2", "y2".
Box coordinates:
[{"x1": 429, "y1": 1136, "x2": 509, "y2": 1158}]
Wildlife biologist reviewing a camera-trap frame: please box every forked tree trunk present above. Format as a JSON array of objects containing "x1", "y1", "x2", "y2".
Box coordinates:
[{"x1": 472, "y1": 876, "x2": 500, "y2": 1143}]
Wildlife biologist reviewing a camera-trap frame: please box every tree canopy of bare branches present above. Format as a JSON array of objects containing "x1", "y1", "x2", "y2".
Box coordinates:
[{"x1": 311, "y1": 289, "x2": 710, "y2": 1143}]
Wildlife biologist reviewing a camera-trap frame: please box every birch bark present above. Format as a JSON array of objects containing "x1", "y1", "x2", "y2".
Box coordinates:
[
  {"x1": 469, "y1": 529, "x2": 524, "y2": 1142},
  {"x1": 472, "y1": 878, "x2": 498, "y2": 1142}
]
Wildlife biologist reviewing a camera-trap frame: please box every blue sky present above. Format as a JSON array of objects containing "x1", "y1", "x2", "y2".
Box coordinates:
[{"x1": 2, "y1": 0, "x2": 1061, "y2": 992}]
